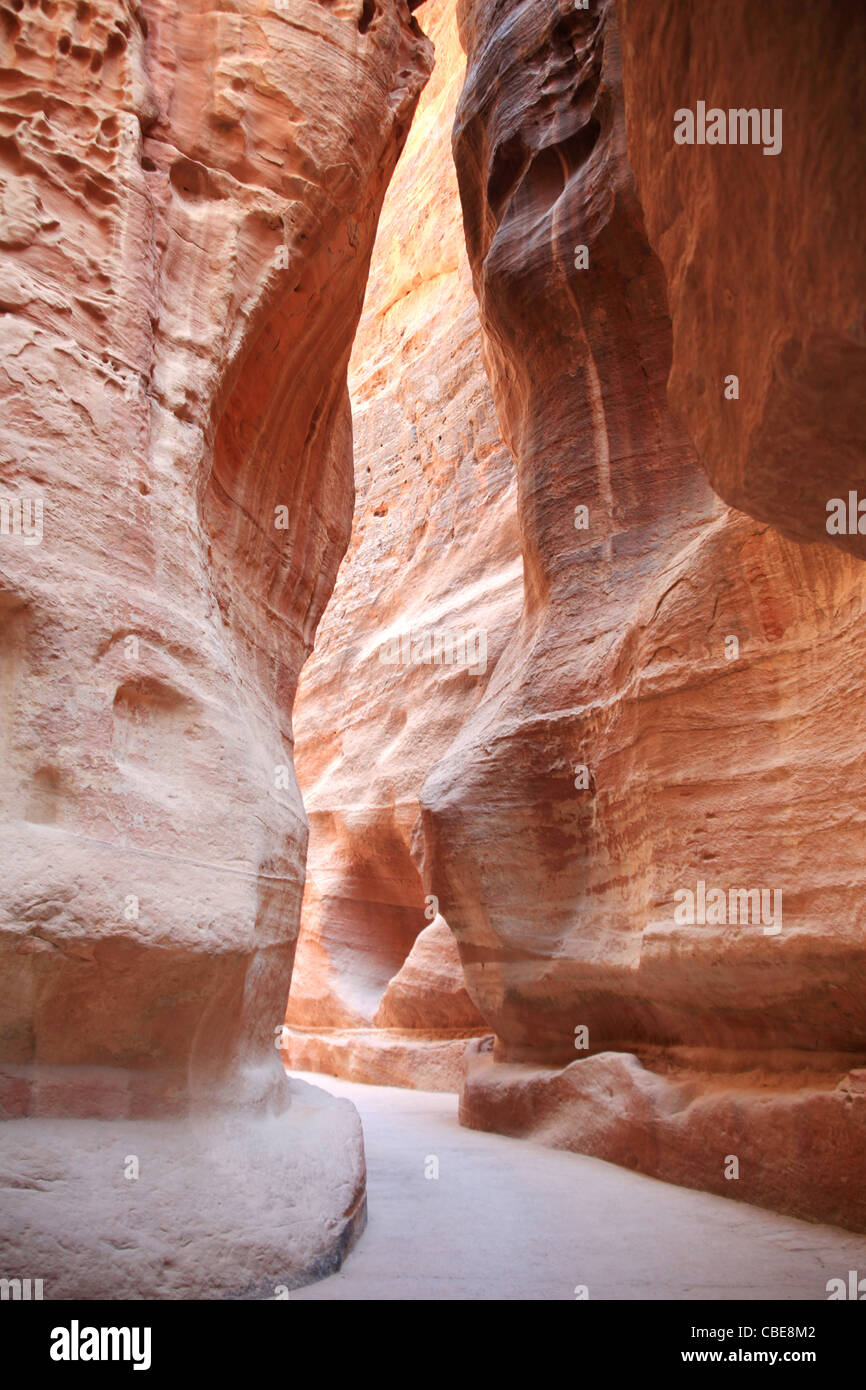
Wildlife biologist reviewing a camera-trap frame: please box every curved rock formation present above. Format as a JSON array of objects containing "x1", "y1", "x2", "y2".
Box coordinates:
[
  {"x1": 284, "y1": 0, "x2": 520, "y2": 1091},
  {"x1": 0, "y1": 0, "x2": 431, "y2": 1295},
  {"x1": 422, "y1": 0, "x2": 866, "y2": 1228},
  {"x1": 617, "y1": 0, "x2": 866, "y2": 555},
  {"x1": 2, "y1": 0, "x2": 863, "y2": 1286}
]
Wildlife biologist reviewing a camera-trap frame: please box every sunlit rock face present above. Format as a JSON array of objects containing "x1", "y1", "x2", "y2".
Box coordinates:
[
  {"x1": 425, "y1": 0, "x2": 866, "y2": 1227},
  {"x1": 0, "y1": 0, "x2": 430, "y2": 1294},
  {"x1": 617, "y1": 0, "x2": 866, "y2": 556},
  {"x1": 284, "y1": 0, "x2": 520, "y2": 1090}
]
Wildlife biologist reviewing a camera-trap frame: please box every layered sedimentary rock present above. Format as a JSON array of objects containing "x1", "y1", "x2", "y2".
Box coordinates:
[
  {"x1": 617, "y1": 0, "x2": 866, "y2": 555},
  {"x1": 0, "y1": 0, "x2": 431, "y2": 1294},
  {"x1": 424, "y1": 0, "x2": 866, "y2": 1227},
  {"x1": 284, "y1": 0, "x2": 520, "y2": 1091}
]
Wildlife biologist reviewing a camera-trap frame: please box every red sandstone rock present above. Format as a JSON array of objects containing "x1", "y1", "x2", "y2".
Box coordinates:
[
  {"x1": 375, "y1": 915, "x2": 486, "y2": 1031},
  {"x1": 461, "y1": 1042, "x2": 866, "y2": 1233},
  {"x1": 2, "y1": 0, "x2": 863, "y2": 1281},
  {"x1": 420, "y1": 0, "x2": 866, "y2": 1227},
  {"x1": 617, "y1": 0, "x2": 866, "y2": 555},
  {"x1": 284, "y1": 1024, "x2": 479, "y2": 1092},
  {"x1": 0, "y1": 0, "x2": 431, "y2": 1296},
  {"x1": 285, "y1": 0, "x2": 519, "y2": 1085}
]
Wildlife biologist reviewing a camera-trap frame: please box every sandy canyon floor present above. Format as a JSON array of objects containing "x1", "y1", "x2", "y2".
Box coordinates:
[{"x1": 289, "y1": 1073, "x2": 866, "y2": 1301}]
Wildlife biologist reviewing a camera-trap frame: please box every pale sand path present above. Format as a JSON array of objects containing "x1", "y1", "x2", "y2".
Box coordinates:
[{"x1": 289, "y1": 1072, "x2": 866, "y2": 1301}]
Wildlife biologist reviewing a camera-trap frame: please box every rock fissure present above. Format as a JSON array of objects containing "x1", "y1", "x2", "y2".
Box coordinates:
[{"x1": 1, "y1": 0, "x2": 864, "y2": 1305}]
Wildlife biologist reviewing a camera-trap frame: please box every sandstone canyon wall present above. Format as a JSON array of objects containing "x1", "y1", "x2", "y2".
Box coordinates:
[
  {"x1": 416, "y1": 0, "x2": 866, "y2": 1229},
  {"x1": 617, "y1": 0, "x2": 866, "y2": 557},
  {"x1": 1, "y1": 0, "x2": 863, "y2": 1301},
  {"x1": 0, "y1": 0, "x2": 431, "y2": 1296},
  {"x1": 284, "y1": 0, "x2": 522, "y2": 1090}
]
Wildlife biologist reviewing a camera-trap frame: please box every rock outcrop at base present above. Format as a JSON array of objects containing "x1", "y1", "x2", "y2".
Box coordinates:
[
  {"x1": 0, "y1": 0, "x2": 430, "y2": 1295},
  {"x1": 461, "y1": 1042, "x2": 866, "y2": 1233},
  {"x1": 421, "y1": 0, "x2": 866, "y2": 1228},
  {"x1": 284, "y1": 0, "x2": 519, "y2": 1090}
]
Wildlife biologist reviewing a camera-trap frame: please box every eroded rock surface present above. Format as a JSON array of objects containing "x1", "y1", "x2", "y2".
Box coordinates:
[
  {"x1": 423, "y1": 0, "x2": 866, "y2": 1227},
  {"x1": 284, "y1": 0, "x2": 518, "y2": 1089},
  {"x1": 0, "y1": 0, "x2": 430, "y2": 1294},
  {"x1": 617, "y1": 0, "x2": 866, "y2": 555}
]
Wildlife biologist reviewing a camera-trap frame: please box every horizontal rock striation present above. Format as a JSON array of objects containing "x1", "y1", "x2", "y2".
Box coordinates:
[
  {"x1": 617, "y1": 0, "x2": 866, "y2": 555},
  {"x1": 0, "y1": 0, "x2": 431, "y2": 1294},
  {"x1": 284, "y1": 0, "x2": 519, "y2": 1090},
  {"x1": 424, "y1": 0, "x2": 866, "y2": 1228}
]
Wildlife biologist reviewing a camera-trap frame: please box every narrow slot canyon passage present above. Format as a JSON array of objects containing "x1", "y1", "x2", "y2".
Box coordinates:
[
  {"x1": 0, "y1": 0, "x2": 864, "y2": 1329},
  {"x1": 281, "y1": 0, "x2": 866, "y2": 1300}
]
